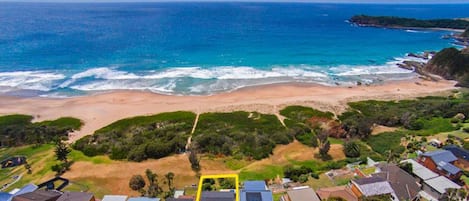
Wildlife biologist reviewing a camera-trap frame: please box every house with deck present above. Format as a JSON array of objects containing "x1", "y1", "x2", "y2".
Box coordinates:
[
  {"x1": 417, "y1": 150, "x2": 462, "y2": 181},
  {"x1": 444, "y1": 145, "x2": 469, "y2": 169}
]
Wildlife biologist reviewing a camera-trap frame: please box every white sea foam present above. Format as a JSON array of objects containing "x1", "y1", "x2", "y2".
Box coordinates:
[
  {"x1": 0, "y1": 61, "x2": 417, "y2": 95},
  {"x1": 0, "y1": 71, "x2": 65, "y2": 91}
]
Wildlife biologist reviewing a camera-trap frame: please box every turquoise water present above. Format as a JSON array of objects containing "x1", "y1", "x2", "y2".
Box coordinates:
[{"x1": 0, "y1": 2, "x2": 467, "y2": 96}]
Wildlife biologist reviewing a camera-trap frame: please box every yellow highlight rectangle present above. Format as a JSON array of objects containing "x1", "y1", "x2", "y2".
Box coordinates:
[{"x1": 195, "y1": 174, "x2": 239, "y2": 201}]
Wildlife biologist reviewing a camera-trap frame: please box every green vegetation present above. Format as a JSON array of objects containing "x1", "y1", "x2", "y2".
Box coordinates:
[
  {"x1": 365, "y1": 131, "x2": 405, "y2": 155},
  {"x1": 425, "y1": 47, "x2": 469, "y2": 87},
  {"x1": 350, "y1": 15, "x2": 469, "y2": 29},
  {"x1": 193, "y1": 111, "x2": 292, "y2": 160},
  {"x1": 283, "y1": 165, "x2": 316, "y2": 183},
  {"x1": 128, "y1": 169, "x2": 176, "y2": 199},
  {"x1": 73, "y1": 112, "x2": 196, "y2": 161},
  {"x1": 239, "y1": 165, "x2": 284, "y2": 181},
  {"x1": 340, "y1": 95, "x2": 469, "y2": 139},
  {"x1": 0, "y1": 115, "x2": 82, "y2": 147},
  {"x1": 343, "y1": 140, "x2": 360, "y2": 158},
  {"x1": 280, "y1": 105, "x2": 334, "y2": 126}
]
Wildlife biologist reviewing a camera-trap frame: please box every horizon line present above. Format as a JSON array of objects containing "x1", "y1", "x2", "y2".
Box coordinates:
[{"x1": 1, "y1": 0, "x2": 469, "y2": 4}]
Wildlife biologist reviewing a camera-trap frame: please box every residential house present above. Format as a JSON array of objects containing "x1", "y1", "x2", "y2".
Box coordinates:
[
  {"x1": 173, "y1": 190, "x2": 185, "y2": 199},
  {"x1": 1, "y1": 184, "x2": 38, "y2": 201},
  {"x1": 418, "y1": 150, "x2": 462, "y2": 181},
  {"x1": 350, "y1": 176, "x2": 397, "y2": 201},
  {"x1": 56, "y1": 192, "x2": 95, "y2": 201},
  {"x1": 316, "y1": 186, "x2": 358, "y2": 201},
  {"x1": 421, "y1": 176, "x2": 461, "y2": 200},
  {"x1": 12, "y1": 190, "x2": 62, "y2": 201},
  {"x1": 240, "y1": 181, "x2": 273, "y2": 201},
  {"x1": 127, "y1": 197, "x2": 160, "y2": 201},
  {"x1": 444, "y1": 145, "x2": 469, "y2": 169},
  {"x1": 101, "y1": 195, "x2": 128, "y2": 201},
  {"x1": 10, "y1": 184, "x2": 39, "y2": 196},
  {"x1": 401, "y1": 159, "x2": 439, "y2": 183},
  {"x1": 281, "y1": 187, "x2": 321, "y2": 201},
  {"x1": 373, "y1": 163, "x2": 420, "y2": 201},
  {"x1": 200, "y1": 191, "x2": 235, "y2": 201}
]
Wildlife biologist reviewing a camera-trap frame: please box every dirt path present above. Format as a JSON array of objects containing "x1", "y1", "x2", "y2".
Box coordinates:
[{"x1": 185, "y1": 113, "x2": 200, "y2": 150}]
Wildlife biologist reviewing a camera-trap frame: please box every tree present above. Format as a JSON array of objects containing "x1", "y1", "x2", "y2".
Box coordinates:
[
  {"x1": 52, "y1": 141, "x2": 72, "y2": 175},
  {"x1": 24, "y1": 161, "x2": 32, "y2": 174},
  {"x1": 129, "y1": 175, "x2": 146, "y2": 195},
  {"x1": 343, "y1": 140, "x2": 360, "y2": 158},
  {"x1": 189, "y1": 149, "x2": 201, "y2": 172},
  {"x1": 164, "y1": 172, "x2": 175, "y2": 198},
  {"x1": 316, "y1": 128, "x2": 331, "y2": 159},
  {"x1": 444, "y1": 188, "x2": 468, "y2": 201},
  {"x1": 145, "y1": 169, "x2": 162, "y2": 198},
  {"x1": 55, "y1": 141, "x2": 71, "y2": 163}
]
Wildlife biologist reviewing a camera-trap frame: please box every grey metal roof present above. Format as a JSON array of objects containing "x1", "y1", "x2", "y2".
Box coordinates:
[
  {"x1": 352, "y1": 179, "x2": 395, "y2": 197},
  {"x1": 422, "y1": 150, "x2": 458, "y2": 163},
  {"x1": 102, "y1": 195, "x2": 128, "y2": 201},
  {"x1": 374, "y1": 164, "x2": 420, "y2": 201},
  {"x1": 437, "y1": 161, "x2": 461, "y2": 175},
  {"x1": 424, "y1": 176, "x2": 461, "y2": 194},
  {"x1": 128, "y1": 197, "x2": 160, "y2": 201},
  {"x1": 286, "y1": 188, "x2": 321, "y2": 201},
  {"x1": 352, "y1": 176, "x2": 386, "y2": 185},
  {"x1": 401, "y1": 159, "x2": 439, "y2": 180}
]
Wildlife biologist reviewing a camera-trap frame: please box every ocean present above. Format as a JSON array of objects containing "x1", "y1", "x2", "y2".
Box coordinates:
[{"x1": 0, "y1": 2, "x2": 468, "y2": 97}]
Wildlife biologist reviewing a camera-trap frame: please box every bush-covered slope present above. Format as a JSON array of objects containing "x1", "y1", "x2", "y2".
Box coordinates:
[
  {"x1": 73, "y1": 111, "x2": 195, "y2": 161},
  {"x1": 424, "y1": 47, "x2": 469, "y2": 87},
  {"x1": 0, "y1": 115, "x2": 82, "y2": 146},
  {"x1": 192, "y1": 111, "x2": 293, "y2": 160}
]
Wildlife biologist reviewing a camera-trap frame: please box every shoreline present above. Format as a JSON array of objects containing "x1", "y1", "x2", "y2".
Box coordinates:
[{"x1": 0, "y1": 77, "x2": 459, "y2": 143}]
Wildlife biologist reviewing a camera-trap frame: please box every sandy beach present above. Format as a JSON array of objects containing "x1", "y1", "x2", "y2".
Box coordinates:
[{"x1": 0, "y1": 78, "x2": 458, "y2": 142}]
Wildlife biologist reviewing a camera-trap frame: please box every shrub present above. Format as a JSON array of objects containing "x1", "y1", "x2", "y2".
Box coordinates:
[
  {"x1": 463, "y1": 127, "x2": 469, "y2": 133},
  {"x1": 343, "y1": 140, "x2": 360, "y2": 158}
]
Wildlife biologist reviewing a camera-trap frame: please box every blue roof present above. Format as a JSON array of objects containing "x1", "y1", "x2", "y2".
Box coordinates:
[
  {"x1": 13, "y1": 184, "x2": 38, "y2": 196},
  {"x1": 444, "y1": 145, "x2": 469, "y2": 161},
  {"x1": 438, "y1": 161, "x2": 461, "y2": 175},
  {"x1": 0, "y1": 192, "x2": 12, "y2": 201},
  {"x1": 241, "y1": 181, "x2": 273, "y2": 201},
  {"x1": 243, "y1": 181, "x2": 267, "y2": 191},
  {"x1": 422, "y1": 150, "x2": 458, "y2": 163},
  {"x1": 128, "y1": 197, "x2": 160, "y2": 201}
]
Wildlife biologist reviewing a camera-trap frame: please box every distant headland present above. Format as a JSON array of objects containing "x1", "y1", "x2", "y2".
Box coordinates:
[
  {"x1": 349, "y1": 15, "x2": 469, "y2": 87},
  {"x1": 349, "y1": 14, "x2": 469, "y2": 30}
]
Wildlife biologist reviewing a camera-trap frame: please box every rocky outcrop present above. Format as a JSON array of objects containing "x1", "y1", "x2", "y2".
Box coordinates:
[{"x1": 424, "y1": 47, "x2": 469, "y2": 87}]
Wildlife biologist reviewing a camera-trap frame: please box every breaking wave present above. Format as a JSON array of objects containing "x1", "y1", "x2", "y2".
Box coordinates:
[{"x1": 0, "y1": 61, "x2": 416, "y2": 96}]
